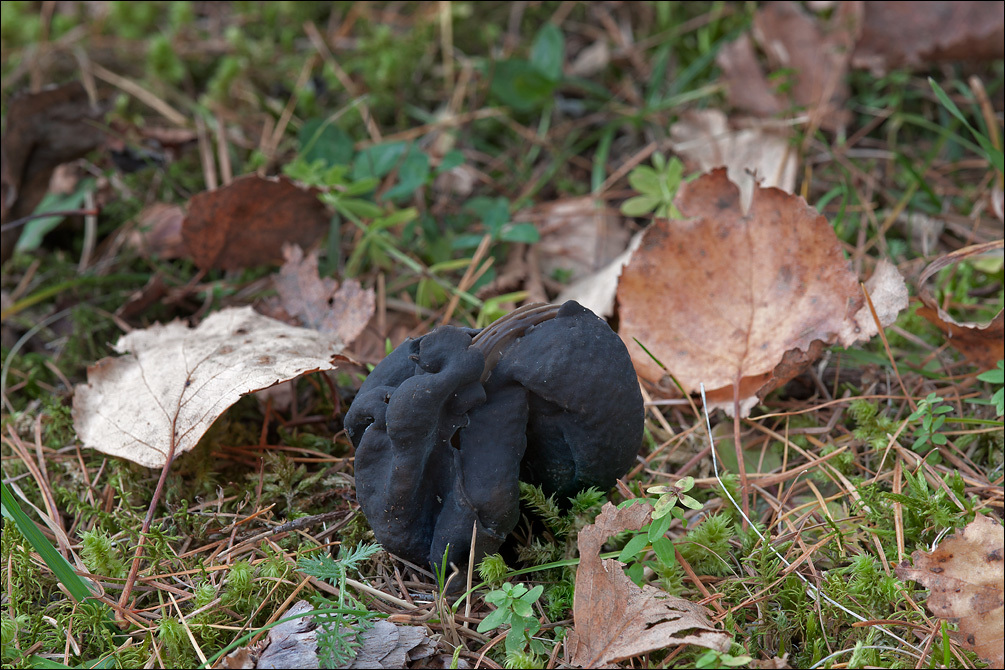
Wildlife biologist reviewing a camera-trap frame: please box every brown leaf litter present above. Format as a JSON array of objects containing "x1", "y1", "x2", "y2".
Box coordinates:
[
  {"x1": 616, "y1": 168, "x2": 907, "y2": 417},
  {"x1": 895, "y1": 514, "x2": 1004, "y2": 667}
]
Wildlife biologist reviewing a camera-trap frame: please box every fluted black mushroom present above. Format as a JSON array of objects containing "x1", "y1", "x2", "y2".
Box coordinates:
[{"x1": 344, "y1": 300, "x2": 643, "y2": 571}]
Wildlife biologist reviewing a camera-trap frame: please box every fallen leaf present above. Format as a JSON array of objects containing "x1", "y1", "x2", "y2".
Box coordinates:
[
  {"x1": 566, "y1": 502, "x2": 730, "y2": 667},
  {"x1": 528, "y1": 196, "x2": 631, "y2": 283},
  {"x1": 895, "y1": 515, "x2": 1004, "y2": 667},
  {"x1": 716, "y1": 33, "x2": 785, "y2": 118},
  {"x1": 558, "y1": 231, "x2": 643, "y2": 318},
  {"x1": 669, "y1": 109, "x2": 797, "y2": 214},
  {"x1": 344, "y1": 619, "x2": 436, "y2": 669},
  {"x1": 750, "y1": 1, "x2": 856, "y2": 131},
  {"x1": 72, "y1": 306, "x2": 344, "y2": 468},
  {"x1": 853, "y1": 1, "x2": 1005, "y2": 73},
  {"x1": 1, "y1": 81, "x2": 105, "y2": 265},
  {"x1": 273, "y1": 244, "x2": 375, "y2": 348},
  {"x1": 568, "y1": 39, "x2": 611, "y2": 78},
  {"x1": 616, "y1": 169, "x2": 906, "y2": 416},
  {"x1": 916, "y1": 240, "x2": 1005, "y2": 369},
  {"x1": 126, "y1": 203, "x2": 186, "y2": 259},
  {"x1": 182, "y1": 175, "x2": 330, "y2": 271}
]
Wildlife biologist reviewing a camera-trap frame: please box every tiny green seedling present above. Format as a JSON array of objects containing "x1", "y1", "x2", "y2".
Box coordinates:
[{"x1": 476, "y1": 582, "x2": 547, "y2": 659}]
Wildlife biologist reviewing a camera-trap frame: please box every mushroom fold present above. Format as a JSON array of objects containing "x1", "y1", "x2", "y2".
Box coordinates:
[{"x1": 345, "y1": 300, "x2": 643, "y2": 571}]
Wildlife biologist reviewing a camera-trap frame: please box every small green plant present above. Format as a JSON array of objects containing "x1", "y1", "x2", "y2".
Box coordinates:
[
  {"x1": 695, "y1": 648, "x2": 753, "y2": 668},
  {"x1": 490, "y1": 23, "x2": 565, "y2": 112},
  {"x1": 476, "y1": 582, "x2": 547, "y2": 663},
  {"x1": 297, "y1": 543, "x2": 382, "y2": 667},
  {"x1": 617, "y1": 476, "x2": 702, "y2": 572},
  {"x1": 977, "y1": 360, "x2": 1004, "y2": 416},
  {"x1": 620, "y1": 153, "x2": 688, "y2": 218},
  {"x1": 906, "y1": 392, "x2": 954, "y2": 453},
  {"x1": 849, "y1": 398, "x2": 898, "y2": 450}
]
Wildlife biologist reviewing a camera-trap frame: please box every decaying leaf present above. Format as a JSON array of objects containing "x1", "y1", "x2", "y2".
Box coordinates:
[
  {"x1": 716, "y1": 33, "x2": 785, "y2": 119},
  {"x1": 566, "y1": 502, "x2": 730, "y2": 667},
  {"x1": 616, "y1": 168, "x2": 907, "y2": 416},
  {"x1": 751, "y1": 1, "x2": 856, "y2": 131},
  {"x1": 182, "y1": 175, "x2": 330, "y2": 271},
  {"x1": 895, "y1": 515, "x2": 1004, "y2": 667},
  {"x1": 220, "y1": 600, "x2": 436, "y2": 669},
  {"x1": 72, "y1": 307, "x2": 344, "y2": 468},
  {"x1": 126, "y1": 203, "x2": 186, "y2": 259},
  {"x1": 1, "y1": 81, "x2": 105, "y2": 265},
  {"x1": 529, "y1": 196, "x2": 631, "y2": 283},
  {"x1": 558, "y1": 231, "x2": 643, "y2": 318},
  {"x1": 669, "y1": 109, "x2": 797, "y2": 214},
  {"x1": 916, "y1": 240, "x2": 1005, "y2": 369},
  {"x1": 853, "y1": 1, "x2": 1005, "y2": 73},
  {"x1": 273, "y1": 244, "x2": 375, "y2": 348}
]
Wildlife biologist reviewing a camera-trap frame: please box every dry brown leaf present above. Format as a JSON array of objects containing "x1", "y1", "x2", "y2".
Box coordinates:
[
  {"x1": 895, "y1": 515, "x2": 1004, "y2": 667},
  {"x1": 345, "y1": 620, "x2": 436, "y2": 669},
  {"x1": 273, "y1": 244, "x2": 375, "y2": 348},
  {"x1": 1, "y1": 81, "x2": 105, "y2": 265},
  {"x1": 716, "y1": 33, "x2": 785, "y2": 118},
  {"x1": 751, "y1": 1, "x2": 856, "y2": 131},
  {"x1": 853, "y1": 1, "x2": 1005, "y2": 73},
  {"x1": 72, "y1": 307, "x2": 344, "y2": 468},
  {"x1": 616, "y1": 169, "x2": 906, "y2": 416},
  {"x1": 529, "y1": 197, "x2": 631, "y2": 283},
  {"x1": 126, "y1": 203, "x2": 185, "y2": 259},
  {"x1": 566, "y1": 502, "x2": 730, "y2": 667},
  {"x1": 916, "y1": 240, "x2": 1005, "y2": 369},
  {"x1": 182, "y1": 175, "x2": 329, "y2": 271},
  {"x1": 669, "y1": 109, "x2": 797, "y2": 214}
]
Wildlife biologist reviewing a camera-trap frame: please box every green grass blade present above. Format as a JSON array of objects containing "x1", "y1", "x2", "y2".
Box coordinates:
[{"x1": 2, "y1": 480, "x2": 97, "y2": 605}]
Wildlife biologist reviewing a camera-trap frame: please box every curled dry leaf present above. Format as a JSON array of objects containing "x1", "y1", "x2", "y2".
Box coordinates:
[
  {"x1": 558, "y1": 231, "x2": 643, "y2": 318},
  {"x1": 273, "y1": 244, "x2": 375, "y2": 348},
  {"x1": 566, "y1": 502, "x2": 730, "y2": 667},
  {"x1": 853, "y1": 1, "x2": 1005, "y2": 73},
  {"x1": 182, "y1": 174, "x2": 330, "y2": 271},
  {"x1": 916, "y1": 240, "x2": 1005, "y2": 369},
  {"x1": 895, "y1": 515, "x2": 1004, "y2": 667},
  {"x1": 669, "y1": 109, "x2": 797, "y2": 214},
  {"x1": 616, "y1": 168, "x2": 907, "y2": 417},
  {"x1": 126, "y1": 203, "x2": 186, "y2": 259},
  {"x1": 72, "y1": 307, "x2": 345, "y2": 468},
  {"x1": 1, "y1": 81, "x2": 105, "y2": 265}
]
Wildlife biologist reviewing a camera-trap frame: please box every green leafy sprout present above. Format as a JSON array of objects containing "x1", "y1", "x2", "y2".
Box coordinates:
[
  {"x1": 620, "y1": 153, "x2": 688, "y2": 218},
  {"x1": 476, "y1": 582, "x2": 547, "y2": 663},
  {"x1": 976, "y1": 360, "x2": 1004, "y2": 416}
]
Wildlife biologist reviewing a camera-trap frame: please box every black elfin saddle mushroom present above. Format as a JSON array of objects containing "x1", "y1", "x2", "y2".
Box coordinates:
[{"x1": 344, "y1": 300, "x2": 643, "y2": 571}]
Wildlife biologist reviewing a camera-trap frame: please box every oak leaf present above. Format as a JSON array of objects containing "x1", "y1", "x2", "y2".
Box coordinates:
[
  {"x1": 565, "y1": 502, "x2": 730, "y2": 667},
  {"x1": 895, "y1": 515, "x2": 1004, "y2": 667},
  {"x1": 616, "y1": 168, "x2": 906, "y2": 416},
  {"x1": 72, "y1": 307, "x2": 344, "y2": 468}
]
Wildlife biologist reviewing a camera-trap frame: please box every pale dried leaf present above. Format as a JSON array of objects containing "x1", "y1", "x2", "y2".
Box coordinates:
[
  {"x1": 72, "y1": 307, "x2": 344, "y2": 468},
  {"x1": 895, "y1": 515, "x2": 1004, "y2": 667},
  {"x1": 716, "y1": 34, "x2": 785, "y2": 118},
  {"x1": 568, "y1": 39, "x2": 611, "y2": 78},
  {"x1": 566, "y1": 503, "x2": 730, "y2": 667},
  {"x1": 837, "y1": 259, "x2": 909, "y2": 347},
  {"x1": 345, "y1": 620, "x2": 435, "y2": 669},
  {"x1": 274, "y1": 244, "x2": 375, "y2": 348},
  {"x1": 529, "y1": 197, "x2": 631, "y2": 283},
  {"x1": 558, "y1": 231, "x2": 643, "y2": 318},
  {"x1": 669, "y1": 109, "x2": 797, "y2": 214},
  {"x1": 616, "y1": 169, "x2": 906, "y2": 417}
]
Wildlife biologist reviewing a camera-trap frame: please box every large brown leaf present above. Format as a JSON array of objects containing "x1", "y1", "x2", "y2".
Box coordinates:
[
  {"x1": 616, "y1": 168, "x2": 906, "y2": 416},
  {"x1": 895, "y1": 515, "x2": 1004, "y2": 667},
  {"x1": 182, "y1": 175, "x2": 330, "y2": 270},
  {"x1": 565, "y1": 503, "x2": 730, "y2": 667}
]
